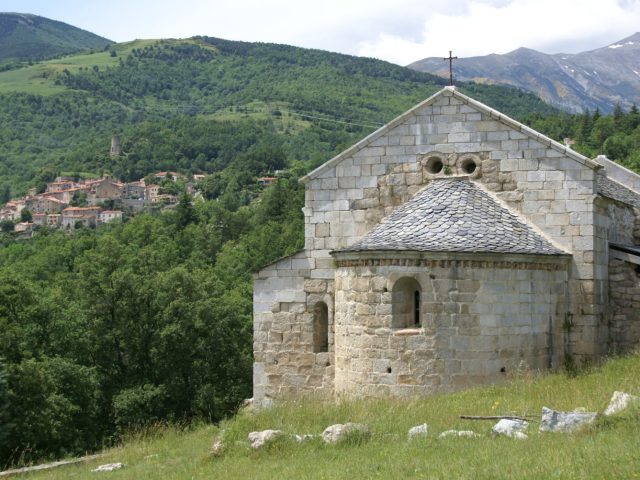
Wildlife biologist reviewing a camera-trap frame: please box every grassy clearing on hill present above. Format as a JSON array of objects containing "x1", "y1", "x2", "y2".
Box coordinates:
[
  {"x1": 19, "y1": 353, "x2": 640, "y2": 480},
  {"x1": 0, "y1": 39, "x2": 158, "y2": 95}
]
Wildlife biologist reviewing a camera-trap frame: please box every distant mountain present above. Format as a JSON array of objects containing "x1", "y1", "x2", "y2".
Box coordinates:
[
  {"x1": 0, "y1": 13, "x2": 111, "y2": 61},
  {"x1": 408, "y1": 33, "x2": 640, "y2": 113}
]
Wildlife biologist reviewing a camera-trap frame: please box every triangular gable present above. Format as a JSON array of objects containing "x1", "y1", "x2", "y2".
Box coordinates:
[{"x1": 300, "y1": 86, "x2": 600, "y2": 184}]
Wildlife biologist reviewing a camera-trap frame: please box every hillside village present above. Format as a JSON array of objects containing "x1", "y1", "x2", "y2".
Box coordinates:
[{"x1": 0, "y1": 170, "x2": 210, "y2": 234}]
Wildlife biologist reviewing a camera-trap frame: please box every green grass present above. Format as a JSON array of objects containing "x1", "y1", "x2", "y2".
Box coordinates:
[
  {"x1": 206, "y1": 101, "x2": 314, "y2": 130},
  {"x1": 0, "y1": 39, "x2": 159, "y2": 95},
  {"x1": 19, "y1": 353, "x2": 640, "y2": 479}
]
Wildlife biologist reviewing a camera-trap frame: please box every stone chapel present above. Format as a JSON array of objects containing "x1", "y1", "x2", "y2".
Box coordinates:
[{"x1": 252, "y1": 87, "x2": 640, "y2": 405}]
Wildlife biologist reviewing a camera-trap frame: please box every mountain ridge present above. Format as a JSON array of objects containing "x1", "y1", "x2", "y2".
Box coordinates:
[
  {"x1": 0, "y1": 12, "x2": 112, "y2": 62},
  {"x1": 408, "y1": 33, "x2": 640, "y2": 113}
]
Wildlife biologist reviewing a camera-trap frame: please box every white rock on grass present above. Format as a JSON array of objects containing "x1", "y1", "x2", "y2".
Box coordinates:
[
  {"x1": 408, "y1": 423, "x2": 428, "y2": 439},
  {"x1": 322, "y1": 423, "x2": 369, "y2": 444},
  {"x1": 248, "y1": 429, "x2": 283, "y2": 449},
  {"x1": 438, "y1": 430, "x2": 482, "y2": 439},
  {"x1": 91, "y1": 463, "x2": 124, "y2": 472},
  {"x1": 210, "y1": 439, "x2": 224, "y2": 455},
  {"x1": 539, "y1": 407, "x2": 597, "y2": 433},
  {"x1": 294, "y1": 434, "x2": 315, "y2": 443},
  {"x1": 603, "y1": 391, "x2": 640, "y2": 416},
  {"x1": 491, "y1": 419, "x2": 529, "y2": 439}
]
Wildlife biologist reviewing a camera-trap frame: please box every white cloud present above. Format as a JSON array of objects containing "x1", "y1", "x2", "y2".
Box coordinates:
[
  {"x1": 356, "y1": 0, "x2": 640, "y2": 65},
  {"x1": 9, "y1": 0, "x2": 640, "y2": 66}
]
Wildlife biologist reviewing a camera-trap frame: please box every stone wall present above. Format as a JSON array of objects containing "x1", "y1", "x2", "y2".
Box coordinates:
[
  {"x1": 602, "y1": 198, "x2": 640, "y2": 354},
  {"x1": 253, "y1": 251, "x2": 334, "y2": 405},
  {"x1": 608, "y1": 258, "x2": 640, "y2": 353},
  {"x1": 332, "y1": 253, "x2": 568, "y2": 398},
  {"x1": 302, "y1": 88, "x2": 603, "y2": 361}
]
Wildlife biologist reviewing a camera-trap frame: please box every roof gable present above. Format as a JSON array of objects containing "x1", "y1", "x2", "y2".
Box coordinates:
[{"x1": 300, "y1": 87, "x2": 600, "y2": 184}]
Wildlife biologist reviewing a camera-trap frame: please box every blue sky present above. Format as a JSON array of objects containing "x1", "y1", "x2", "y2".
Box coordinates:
[{"x1": 3, "y1": 0, "x2": 640, "y2": 65}]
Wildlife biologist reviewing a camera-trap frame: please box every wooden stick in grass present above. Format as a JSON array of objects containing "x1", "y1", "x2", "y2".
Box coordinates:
[{"x1": 459, "y1": 415, "x2": 538, "y2": 421}]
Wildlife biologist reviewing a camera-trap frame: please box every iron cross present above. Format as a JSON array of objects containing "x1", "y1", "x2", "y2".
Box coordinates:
[{"x1": 443, "y1": 51, "x2": 458, "y2": 86}]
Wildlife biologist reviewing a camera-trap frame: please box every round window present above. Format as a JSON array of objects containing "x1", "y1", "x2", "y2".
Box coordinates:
[
  {"x1": 461, "y1": 158, "x2": 477, "y2": 175},
  {"x1": 425, "y1": 156, "x2": 444, "y2": 174}
]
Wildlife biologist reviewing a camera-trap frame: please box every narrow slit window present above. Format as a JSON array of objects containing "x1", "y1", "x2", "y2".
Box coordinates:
[
  {"x1": 313, "y1": 302, "x2": 329, "y2": 353},
  {"x1": 414, "y1": 290, "x2": 421, "y2": 326}
]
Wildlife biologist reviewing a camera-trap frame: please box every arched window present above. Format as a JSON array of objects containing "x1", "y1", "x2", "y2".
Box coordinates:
[
  {"x1": 392, "y1": 277, "x2": 422, "y2": 328},
  {"x1": 313, "y1": 301, "x2": 329, "y2": 353}
]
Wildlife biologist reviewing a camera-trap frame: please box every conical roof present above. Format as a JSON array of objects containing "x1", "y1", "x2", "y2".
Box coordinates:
[{"x1": 337, "y1": 177, "x2": 565, "y2": 256}]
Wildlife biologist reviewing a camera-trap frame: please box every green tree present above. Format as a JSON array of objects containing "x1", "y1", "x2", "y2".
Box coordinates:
[
  {"x1": 20, "y1": 209, "x2": 32, "y2": 223},
  {"x1": 0, "y1": 220, "x2": 13, "y2": 233},
  {"x1": 175, "y1": 192, "x2": 197, "y2": 229},
  {"x1": 0, "y1": 185, "x2": 10, "y2": 204},
  {"x1": 70, "y1": 191, "x2": 88, "y2": 207},
  {"x1": 0, "y1": 359, "x2": 12, "y2": 458}
]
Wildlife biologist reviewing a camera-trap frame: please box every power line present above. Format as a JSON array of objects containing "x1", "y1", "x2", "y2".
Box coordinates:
[{"x1": 120, "y1": 101, "x2": 385, "y2": 129}]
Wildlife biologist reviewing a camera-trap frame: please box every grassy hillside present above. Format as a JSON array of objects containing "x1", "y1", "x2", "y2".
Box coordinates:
[
  {"x1": 0, "y1": 36, "x2": 560, "y2": 196},
  {"x1": 0, "y1": 13, "x2": 111, "y2": 64},
  {"x1": 21, "y1": 353, "x2": 640, "y2": 479}
]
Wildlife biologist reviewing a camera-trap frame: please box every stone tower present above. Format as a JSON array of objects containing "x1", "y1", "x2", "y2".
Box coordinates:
[{"x1": 110, "y1": 135, "x2": 121, "y2": 157}]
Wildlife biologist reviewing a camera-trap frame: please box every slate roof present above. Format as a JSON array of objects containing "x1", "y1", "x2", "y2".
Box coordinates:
[
  {"x1": 597, "y1": 174, "x2": 640, "y2": 208},
  {"x1": 337, "y1": 178, "x2": 565, "y2": 256}
]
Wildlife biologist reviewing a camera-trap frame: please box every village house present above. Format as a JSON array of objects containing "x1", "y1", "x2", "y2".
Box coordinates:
[
  {"x1": 44, "y1": 186, "x2": 88, "y2": 204},
  {"x1": 97, "y1": 210, "x2": 123, "y2": 224},
  {"x1": 253, "y1": 87, "x2": 640, "y2": 405},
  {"x1": 14, "y1": 222, "x2": 34, "y2": 233},
  {"x1": 258, "y1": 176, "x2": 278, "y2": 187},
  {"x1": 32, "y1": 213, "x2": 61, "y2": 228},
  {"x1": 1, "y1": 167, "x2": 204, "y2": 232},
  {"x1": 145, "y1": 184, "x2": 160, "y2": 203},
  {"x1": 61, "y1": 206, "x2": 101, "y2": 229},
  {"x1": 45, "y1": 214, "x2": 62, "y2": 227},
  {"x1": 153, "y1": 171, "x2": 181, "y2": 182},
  {"x1": 85, "y1": 177, "x2": 124, "y2": 205},
  {"x1": 123, "y1": 180, "x2": 146, "y2": 199},
  {"x1": 46, "y1": 180, "x2": 79, "y2": 193},
  {"x1": 24, "y1": 195, "x2": 67, "y2": 214}
]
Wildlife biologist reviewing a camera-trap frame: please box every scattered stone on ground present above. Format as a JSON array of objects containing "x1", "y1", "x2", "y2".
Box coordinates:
[
  {"x1": 491, "y1": 419, "x2": 529, "y2": 439},
  {"x1": 438, "y1": 430, "x2": 482, "y2": 439},
  {"x1": 248, "y1": 429, "x2": 283, "y2": 449},
  {"x1": 293, "y1": 434, "x2": 315, "y2": 443},
  {"x1": 322, "y1": 423, "x2": 370, "y2": 444},
  {"x1": 210, "y1": 439, "x2": 224, "y2": 455},
  {"x1": 408, "y1": 423, "x2": 428, "y2": 439},
  {"x1": 539, "y1": 407, "x2": 597, "y2": 433},
  {"x1": 0, "y1": 455, "x2": 103, "y2": 478},
  {"x1": 603, "y1": 391, "x2": 639, "y2": 416},
  {"x1": 91, "y1": 463, "x2": 124, "y2": 472}
]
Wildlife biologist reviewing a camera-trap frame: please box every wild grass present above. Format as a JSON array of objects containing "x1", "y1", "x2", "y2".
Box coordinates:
[
  {"x1": 20, "y1": 353, "x2": 640, "y2": 479},
  {"x1": 0, "y1": 39, "x2": 158, "y2": 95}
]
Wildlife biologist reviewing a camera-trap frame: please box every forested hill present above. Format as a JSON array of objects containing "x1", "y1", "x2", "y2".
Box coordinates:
[
  {"x1": 0, "y1": 35, "x2": 558, "y2": 198},
  {"x1": 0, "y1": 13, "x2": 111, "y2": 63}
]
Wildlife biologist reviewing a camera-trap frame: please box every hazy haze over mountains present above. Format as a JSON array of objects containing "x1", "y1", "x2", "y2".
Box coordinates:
[{"x1": 408, "y1": 33, "x2": 640, "y2": 114}]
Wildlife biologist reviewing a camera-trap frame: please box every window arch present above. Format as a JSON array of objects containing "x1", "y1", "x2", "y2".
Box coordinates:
[
  {"x1": 392, "y1": 277, "x2": 422, "y2": 328},
  {"x1": 313, "y1": 301, "x2": 329, "y2": 353}
]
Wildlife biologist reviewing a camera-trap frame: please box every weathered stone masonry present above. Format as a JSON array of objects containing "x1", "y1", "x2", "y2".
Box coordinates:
[{"x1": 253, "y1": 87, "x2": 640, "y2": 406}]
